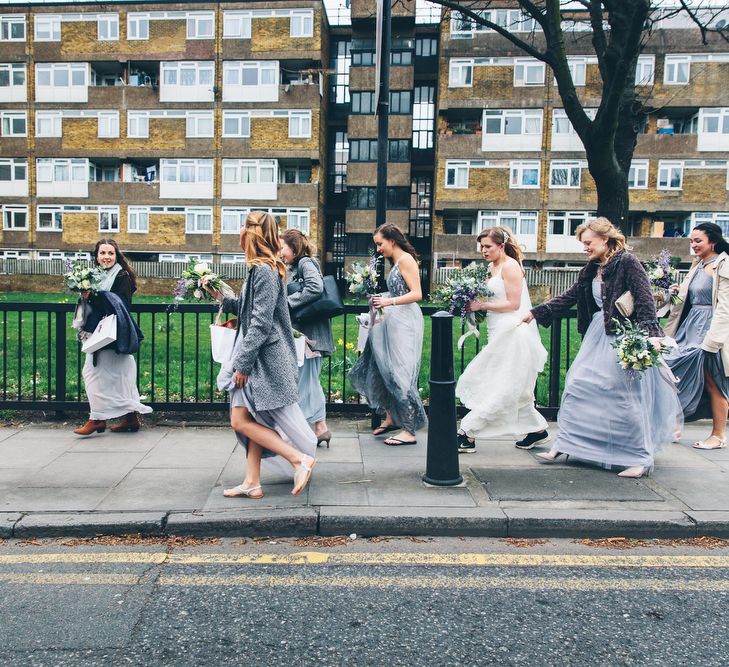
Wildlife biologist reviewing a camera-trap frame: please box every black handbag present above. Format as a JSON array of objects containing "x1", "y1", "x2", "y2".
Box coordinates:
[{"x1": 288, "y1": 260, "x2": 344, "y2": 323}]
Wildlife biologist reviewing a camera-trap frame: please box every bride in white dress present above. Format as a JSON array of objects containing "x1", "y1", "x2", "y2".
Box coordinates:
[{"x1": 455, "y1": 226, "x2": 549, "y2": 453}]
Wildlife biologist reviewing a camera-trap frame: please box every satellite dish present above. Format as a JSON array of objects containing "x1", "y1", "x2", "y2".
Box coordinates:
[{"x1": 716, "y1": 19, "x2": 727, "y2": 30}]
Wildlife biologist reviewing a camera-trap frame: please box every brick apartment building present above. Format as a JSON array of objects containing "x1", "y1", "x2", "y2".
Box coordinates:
[{"x1": 0, "y1": 0, "x2": 728, "y2": 281}]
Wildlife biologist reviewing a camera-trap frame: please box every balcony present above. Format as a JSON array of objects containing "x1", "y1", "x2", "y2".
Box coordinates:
[
  {"x1": 436, "y1": 131, "x2": 482, "y2": 158},
  {"x1": 635, "y1": 132, "x2": 698, "y2": 156}
]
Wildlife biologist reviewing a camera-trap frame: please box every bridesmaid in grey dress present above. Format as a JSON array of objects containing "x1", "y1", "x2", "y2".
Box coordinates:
[
  {"x1": 349, "y1": 223, "x2": 427, "y2": 445},
  {"x1": 664, "y1": 222, "x2": 729, "y2": 449}
]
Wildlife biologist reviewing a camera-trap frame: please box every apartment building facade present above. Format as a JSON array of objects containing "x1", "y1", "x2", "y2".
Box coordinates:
[{"x1": 0, "y1": 1, "x2": 328, "y2": 263}]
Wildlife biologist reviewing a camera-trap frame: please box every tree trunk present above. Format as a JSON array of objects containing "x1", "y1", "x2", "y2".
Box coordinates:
[{"x1": 593, "y1": 166, "x2": 630, "y2": 229}]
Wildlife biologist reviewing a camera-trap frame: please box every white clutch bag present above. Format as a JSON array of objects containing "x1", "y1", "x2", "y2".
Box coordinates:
[
  {"x1": 615, "y1": 290, "x2": 634, "y2": 318},
  {"x1": 81, "y1": 314, "x2": 117, "y2": 354}
]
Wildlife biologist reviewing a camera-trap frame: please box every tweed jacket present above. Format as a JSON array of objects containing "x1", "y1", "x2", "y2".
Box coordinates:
[
  {"x1": 287, "y1": 257, "x2": 335, "y2": 356},
  {"x1": 664, "y1": 252, "x2": 729, "y2": 376},
  {"x1": 531, "y1": 251, "x2": 663, "y2": 337},
  {"x1": 222, "y1": 264, "x2": 299, "y2": 411}
]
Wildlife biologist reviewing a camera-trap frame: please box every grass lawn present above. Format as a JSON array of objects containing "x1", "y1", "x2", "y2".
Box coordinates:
[{"x1": 0, "y1": 292, "x2": 580, "y2": 407}]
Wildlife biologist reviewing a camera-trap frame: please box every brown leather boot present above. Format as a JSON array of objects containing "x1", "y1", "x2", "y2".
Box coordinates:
[
  {"x1": 110, "y1": 412, "x2": 141, "y2": 433},
  {"x1": 73, "y1": 419, "x2": 106, "y2": 436}
]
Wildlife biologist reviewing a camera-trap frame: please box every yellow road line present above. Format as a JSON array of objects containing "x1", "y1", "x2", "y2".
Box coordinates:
[
  {"x1": 0, "y1": 573, "x2": 140, "y2": 586},
  {"x1": 0, "y1": 553, "x2": 168, "y2": 565}
]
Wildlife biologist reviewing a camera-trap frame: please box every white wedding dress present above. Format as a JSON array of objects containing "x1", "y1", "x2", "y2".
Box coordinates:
[{"x1": 456, "y1": 273, "x2": 548, "y2": 439}]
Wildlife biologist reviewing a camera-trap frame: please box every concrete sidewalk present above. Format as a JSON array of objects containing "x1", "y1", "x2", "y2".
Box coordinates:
[{"x1": 1, "y1": 418, "x2": 728, "y2": 539}]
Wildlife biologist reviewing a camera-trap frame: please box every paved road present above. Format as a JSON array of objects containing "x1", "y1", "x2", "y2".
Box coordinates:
[{"x1": 1, "y1": 537, "x2": 729, "y2": 666}]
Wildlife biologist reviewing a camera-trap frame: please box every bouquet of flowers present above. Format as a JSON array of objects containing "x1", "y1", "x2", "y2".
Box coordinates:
[
  {"x1": 345, "y1": 253, "x2": 381, "y2": 299},
  {"x1": 62, "y1": 259, "x2": 104, "y2": 294},
  {"x1": 611, "y1": 318, "x2": 674, "y2": 380},
  {"x1": 644, "y1": 249, "x2": 681, "y2": 309},
  {"x1": 432, "y1": 263, "x2": 493, "y2": 348},
  {"x1": 173, "y1": 259, "x2": 234, "y2": 303}
]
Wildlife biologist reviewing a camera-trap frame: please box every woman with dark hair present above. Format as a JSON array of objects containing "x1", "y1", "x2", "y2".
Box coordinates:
[
  {"x1": 73, "y1": 239, "x2": 151, "y2": 435},
  {"x1": 349, "y1": 222, "x2": 427, "y2": 445},
  {"x1": 280, "y1": 229, "x2": 334, "y2": 447},
  {"x1": 523, "y1": 217, "x2": 682, "y2": 477},
  {"x1": 205, "y1": 212, "x2": 317, "y2": 499},
  {"x1": 664, "y1": 222, "x2": 729, "y2": 449},
  {"x1": 455, "y1": 226, "x2": 548, "y2": 454}
]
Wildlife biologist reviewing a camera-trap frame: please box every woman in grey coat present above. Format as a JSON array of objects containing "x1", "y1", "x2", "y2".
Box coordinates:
[
  {"x1": 205, "y1": 211, "x2": 317, "y2": 499},
  {"x1": 280, "y1": 229, "x2": 335, "y2": 447}
]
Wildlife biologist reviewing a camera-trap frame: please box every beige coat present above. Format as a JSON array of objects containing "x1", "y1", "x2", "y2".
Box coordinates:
[{"x1": 664, "y1": 252, "x2": 729, "y2": 376}]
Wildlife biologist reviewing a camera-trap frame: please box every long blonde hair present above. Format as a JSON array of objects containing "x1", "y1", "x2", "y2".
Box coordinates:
[
  {"x1": 477, "y1": 225, "x2": 523, "y2": 265},
  {"x1": 575, "y1": 217, "x2": 630, "y2": 262},
  {"x1": 240, "y1": 211, "x2": 287, "y2": 279}
]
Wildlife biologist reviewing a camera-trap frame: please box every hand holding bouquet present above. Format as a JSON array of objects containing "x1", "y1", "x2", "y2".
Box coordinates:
[
  {"x1": 644, "y1": 249, "x2": 681, "y2": 307},
  {"x1": 345, "y1": 253, "x2": 384, "y2": 318},
  {"x1": 611, "y1": 318, "x2": 674, "y2": 380},
  {"x1": 173, "y1": 259, "x2": 234, "y2": 303},
  {"x1": 62, "y1": 259, "x2": 103, "y2": 295}
]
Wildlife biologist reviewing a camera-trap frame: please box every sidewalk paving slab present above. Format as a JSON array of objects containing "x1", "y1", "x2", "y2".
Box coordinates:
[
  {"x1": 165, "y1": 507, "x2": 318, "y2": 537},
  {"x1": 13, "y1": 511, "x2": 167, "y2": 538}
]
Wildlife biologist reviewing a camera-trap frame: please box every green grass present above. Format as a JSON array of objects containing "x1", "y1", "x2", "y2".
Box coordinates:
[{"x1": 0, "y1": 292, "x2": 580, "y2": 406}]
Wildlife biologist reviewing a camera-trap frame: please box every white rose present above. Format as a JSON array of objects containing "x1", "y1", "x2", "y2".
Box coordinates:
[
  {"x1": 353, "y1": 273, "x2": 364, "y2": 284},
  {"x1": 80, "y1": 280, "x2": 91, "y2": 290},
  {"x1": 194, "y1": 262, "x2": 209, "y2": 274},
  {"x1": 193, "y1": 289, "x2": 203, "y2": 299},
  {"x1": 653, "y1": 267, "x2": 664, "y2": 279}
]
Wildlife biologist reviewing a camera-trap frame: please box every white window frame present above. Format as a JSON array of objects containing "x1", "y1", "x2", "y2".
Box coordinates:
[
  {"x1": 657, "y1": 161, "x2": 684, "y2": 190},
  {"x1": 36, "y1": 111, "x2": 62, "y2": 137},
  {"x1": 35, "y1": 63, "x2": 89, "y2": 103},
  {"x1": 98, "y1": 207, "x2": 120, "y2": 233},
  {"x1": 127, "y1": 13, "x2": 149, "y2": 40},
  {"x1": 478, "y1": 210, "x2": 538, "y2": 251},
  {"x1": 127, "y1": 111, "x2": 149, "y2": 138},
  {"x1": 565, "y1": 57, "x2": 587, "y2": 86},
  {"x1": 0, "y1": 158, "x2": 28, "y2": 198},
  {"x1": 546, "y1": 211, "x2": 592, "y2": 253},
  {"x1": 509, "y1": 161, "x2": 541, "y2": 189},
  {"x1": 36, "y1": 158, "x2": 89, "y2": 197},
  {"x1": 0, "y1": 158, "x2": 27, "y2": 181},
  {"x1": 221, "y1": 208, "x2": 247, "y2": 234},
  {"x1": 483, "y1": 109, "x2": 543, "y2": 137},
  {"x1": 36, "y1": 206, "x2": 63, "y2": 232},
  {"x1": 635, "y1": 55, "x2": 655, "y2": 85},
  {"x1": 1, "y1": 15, "x2": 26, "y2": 42},
  {"x1": 0, "y1": 111, "x2": 26, "y2": 137},
  {"x1": 445, "y1": 160, "x2": 469, "y2": 188},
  {"x1": 97, "y1": 14, "x2": 119, "y2": 41},
  {"x1": 160, "y1": 61, "x2": 214, "y2": 102},
  {"x1": 664, "y1": 55, "x2": 690, "y2": 85},
  {"x1": 97, "y1": 111, "x2": 119, "y2": 138},
  {"x1": 160, "y1": 159, "x2": 213, "y2": 199},
  {"x1": 448, "y1": 59, "x2": 473, "y2": 87},
  {"x1": 223, "y1": 11, "x2": 251, "y2": 38},
  {"x1": 514, "y1": 58, "x2": 545, "y2": 87},
  {"x1": 185, "y1": 208, "x2": 213, "y2": 234},
  {"x1": 285, "y1": 210, "x2": 310, "y2": 234},
  {"x1": 2, "y1": 205, "x2": 28, "y2": 231},
  {"x1": 549, "y1": 161, "x2": 582, "y2": 189},
  {"x1": 34, "y1": 14, "x2": 61, "y2": 41},
  {"x1": 0, "y1": 63, "x2": 27, "y2": 102},
  {"x1": 222, "y1": 111, "x2": 251, "y2": 138},
  {"x1": 221, "y1": 159, "x2": 278, "y2": 200},
  {"x1": 288, "y1": 111, "x2": 311, "y2": 138},
  {"x1": 628, "y1": 160, "x2": 649, "y2": 189},
  {"x1": 187, "y1": 12, "x2": 214, "y2": 39},
  {"x1": 186, "y1": 111, "x2": 214, "y2": 138},
  {"x1": 290, "y1": 10, "x2": 314, "y2": 38},
  {"x1": 223, "y1": 61, "x2": 279, "y2": 102},
  {"x1": 482, "y1": 109, "x2": 543, "y2": 152}
]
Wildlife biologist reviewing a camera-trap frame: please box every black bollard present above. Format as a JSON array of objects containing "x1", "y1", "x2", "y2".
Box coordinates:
[{"x1": 423, "y1": 312, "x2": 463, "y2": 486}]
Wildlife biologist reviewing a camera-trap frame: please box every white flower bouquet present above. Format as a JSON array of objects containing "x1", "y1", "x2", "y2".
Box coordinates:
[
  {"x1": 345, "y1": 254, "x2": 380, "y2": 298},
  {"x1": 62, "y1": 259, "x2": 104, "y2": 294},
  {"x1": 611, "y1": 318, "x2": 674, "y2": 380},
  {"x1": 173, "y1": 259, "x2": 234, "y2": 303}
]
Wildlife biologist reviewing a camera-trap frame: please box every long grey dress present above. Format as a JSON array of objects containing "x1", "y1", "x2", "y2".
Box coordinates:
[
  {"x1": 552, "y1": 278, "x2": 683, "y2": 470},
  {"x1": 664, "y1": 263, "x2": 729, "y2": 420},
  {"x1": 348, "y1": 261, "x2": 427, "y2": 434}
]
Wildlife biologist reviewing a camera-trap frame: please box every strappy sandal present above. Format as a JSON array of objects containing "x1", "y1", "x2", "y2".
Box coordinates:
[
  {"x1": 292, "y1": 455, "x2": 316, "y2": 495},
  {"x1": 223, "y1": 484, "x2": 264, "y2": 499},
  {"x1": 693, "y1": 437, "x2": 727, "y2": 450}
]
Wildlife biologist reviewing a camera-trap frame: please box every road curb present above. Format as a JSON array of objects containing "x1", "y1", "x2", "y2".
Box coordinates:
[
  {"x1": 12, "y1": 512, "x2": 167, "y2": 538},
  {"x1": 165, "y1": 508, "x2": 319, "y2": 537}
]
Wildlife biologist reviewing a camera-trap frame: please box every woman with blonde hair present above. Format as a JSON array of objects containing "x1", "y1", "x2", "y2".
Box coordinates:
[
  {"x1": 205, "y1": 211, "x2": 317, "y2": 498},
  {"x1": 523, "y1": 217, "x2": 682, "y2": 477},
  {"x1": 455, "y1": 226, "x2": 548, "y2": 453}
]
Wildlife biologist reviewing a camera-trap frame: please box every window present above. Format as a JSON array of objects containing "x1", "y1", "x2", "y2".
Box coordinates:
[
  {"x1": 484, "y1": 109, "x2": 543, "y2": 136},
  {"x1": 664, "y1": 55, "x2": 690, "y2": 84},
  {"x1": 550, "y1": 161, "x2": 582, "y2": 188},
  {"x1": 1, "y1": 15, "x2": 25, "y2": 41},
  {"x1": 127, "y1": 14, "x2": 149, "y2": 40},
  {"x1": 349, "y1": 139, "x2": 377, "y2": 162},
  {"x1": 97, "y1": 112, "x2": 119, "y2": 138},
  {"x1": 186, "y1": 112, "x2": 214, "y2": 138},
  {"x1": 223, "y1": 12, "x2": 251, "y2": 38},
  {"x1": 128, "y1": 207, "x2": 149, "y2": 233},
  {"x1": 479, "y1": 210, "x2": 538, "y2": 237},
  {"x1": 36, "y1": 158, "x2": 87, "y2": 183},
  {"x1": 0, "y1": 112, "x2": 26, "y2": 137},
  {"x1": 386, "y1": 187, "x2": 409, "y2": 209},
  {"x1": 35, "y1": 63, "x2": 88, "y2": 94},
  {"x1": 548, "y1": 211, "x2": 589, "y2": 237},
  {"x1": 449, "y1": 59, "x2": 473, "y2": 87},
  {"x1": 388, "y1": 139, "x2": 410, "y2": 162},
  {"x1": 97, "y1": 15, "x2": 119, "y2": 40},
  {"x1": 222, "y1": 159, "x2": 276, "y2": 184},
  {"x1": 161, "y1": 159, "x2": 213, "y2": 183},
  {"x1": 223, "y1": 61, "x2": 278, "y2": 87},
  {"x1": 445, "y1": 161, "x2": 469, "y2": 188},
  {"x1": 628, "y1": 160, "x2": 649, "y2": 189},
  {"x1": 0, "y1": 63, "x2": 26, "y2": 88},
  {"x1": 330, "y1": 39, "x2": 351, "y2": 105},
  {"x1": 416, "y1": 37, "x2": 437, "y2": 57},
  {"x1": 127, "y1": 111, "x2": 149, "y2": 138},
  {"x1": 279, "y1": 165, "x2": 311, "y2": 184},
  {"x1": 351, "y1": 91, "x2": 376, "y2": 114},
  {"x1": 285, "y1": 210, "x2": 310, "y2": 234},
  {"x1": 162, "y1": 61, "x2": 214, "y2": 87},
  {"x1": 290, "y1": 10, "x2": 313, "y2": 38},
  {"x1": 658, "y1": 161, "x2": 683, "y2": 189},
  {"x1": 565, "y1": 57, "x2": 587, "y2": 86},
  {"x1": 0, "y1": 159, "x2": 26, "y2": 183},
  {"x1": 412, "y1": 85, "x2": 435, "y2": 150},
  {"x1": 37, "y1": 207, "x2": 62, "y2": 231},
  {"x1": 351, "y1": 49, "x2": 375, "y2": 66},
  {"x1": 3, "y1": 205, "x2": 27, "y2": 230},
  {"x1": 514, "y1": 59, "x2": 545, "y2": 86},
  {"x1": 99, "y1": 208, "x2": 120, "y2": 233},
  {"x1": 510, "y1": 161, "x2": 540, "y2": 188},
  {"x1": 221, "y1": 209, "x2": 246, "y2": 233},
  {"x1": 36, "y1": 111, "x2": 62, "y2": 137},
  {"x1": 34, "y1": 15, "x2": 60, "y2": 41},
  {"x1": 288, "y1": 111, "x2": 311, "y2": 138},
  {"x1": 222, "y1": 111, "x2": 251, "y2": 137},
  {"x1": 389, "y1": 91, "x2": 412, "y2": 114},
  {"x1": 391, "y1": 50, "x2": 412, "y2": 66},
  {"x1": 187, "y1": 12, "x2": 214, "y2": 39},
  {"x1": 348, "y1": 187, "x2": 376, "y2": 209},
  {"x1": 186, "y1": 208, "x2": 213, "y2": 234},
  {"x1": 700, "y1": 108, "x2": 729, "y2": 135},
  {"x1": 444, "y1": 212, "x2": 475, "y2": 235},
  {"x1": 635, "y1": 55, "x2": 655, "y2": 85}
]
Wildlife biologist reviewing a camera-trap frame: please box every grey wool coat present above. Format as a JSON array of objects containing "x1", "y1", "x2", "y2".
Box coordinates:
[
  {"x1": 222, "y1": 264, "x2": 299, "y2": 412},
  {"x1": 287, "y1": 257, "x2": 335, "y2": 356}
]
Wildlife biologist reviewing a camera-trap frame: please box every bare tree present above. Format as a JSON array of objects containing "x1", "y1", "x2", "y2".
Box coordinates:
[{"x1": 424, "y1": 0, "x2": 729, "y2": 227}]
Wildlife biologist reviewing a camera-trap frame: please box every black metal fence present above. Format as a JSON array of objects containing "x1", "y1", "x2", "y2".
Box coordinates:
[{"x1": 0, "y1": 302, "x2": 578, "y2": 418}]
